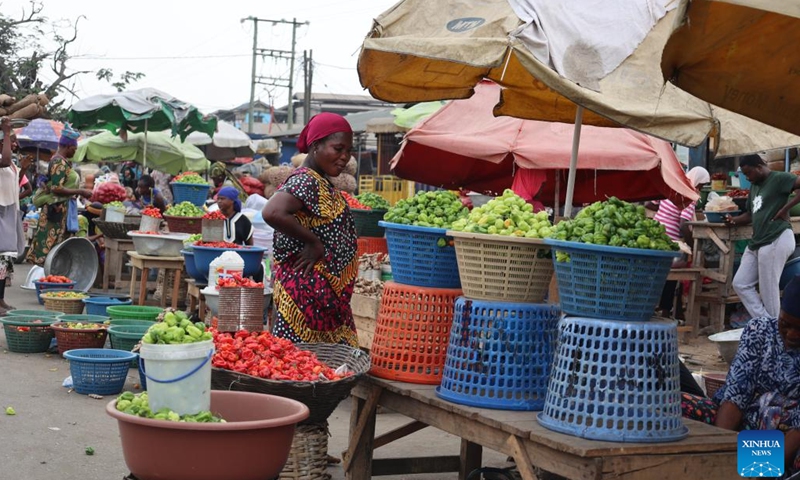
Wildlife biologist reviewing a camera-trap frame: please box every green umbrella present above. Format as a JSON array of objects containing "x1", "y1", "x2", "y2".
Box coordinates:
[{"x1": 74, "y1": 131, "x2": 211, "y2": 175}]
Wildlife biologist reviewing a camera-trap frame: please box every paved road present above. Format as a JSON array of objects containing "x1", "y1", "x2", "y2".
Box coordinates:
[{"x1": 1, "y1": 262, "x2": 509, "y2": 480}]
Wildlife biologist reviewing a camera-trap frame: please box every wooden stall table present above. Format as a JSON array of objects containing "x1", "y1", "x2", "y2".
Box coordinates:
[
  {"x1": 127, "y1": 252, "x2": 185, "y2": 309},
  {"x1": 103, "y1": 238, "x2": 135, "y2": 292},
  {"x1": 351, "y1": 293, "x2": 380, "y2": 351},
  {"x1": 185, "y1": 279, "x2": 207, "y2": 318},
  {"x1": 344, "y1": 376, "x2": 737, "y2": 480},
  {"x1": 687, "y1": 217, "x2": 800, "y2": 332}
]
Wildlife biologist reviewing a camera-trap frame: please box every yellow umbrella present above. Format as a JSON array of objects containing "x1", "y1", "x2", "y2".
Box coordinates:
[{"x1": 662, "y1": 0, "x2": 800, "y2": 137}]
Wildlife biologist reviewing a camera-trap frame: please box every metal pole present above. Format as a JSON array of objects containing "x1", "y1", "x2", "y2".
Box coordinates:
[
  {"x1": 247, "y1": 17, "x2": 258, "y2": 134},
  {"x1": 287, "y1": 18, "x2": 298, "y2": 130},
  {"x1": 563, "y1": 106, "x2": 584, "y2": 218}
]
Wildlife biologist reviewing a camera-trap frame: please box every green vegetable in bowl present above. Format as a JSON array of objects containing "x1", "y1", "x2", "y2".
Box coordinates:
[
  {"x1": 115, "y1": 391, "x2": 225, "y2": 422},
  {"x1": 383, "y1": 190, "x2": 468, "y2": 228},
  {"x1": 165, "y1": 201, "x2": 204, "y2": 218},
  {"x1": 356, "y1": 192, "x2": 391, "y2": 210},
  {"x1": 172, "y1": 173, "x2": 206, "y2": 184},
  {"x1": 450, "y1": 189, "x2": 553, "y2": 238}
]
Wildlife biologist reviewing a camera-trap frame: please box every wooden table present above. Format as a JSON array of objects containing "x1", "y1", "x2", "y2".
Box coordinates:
[
  {"x1": 103, "y1": 238, "x2": 135, "y2": 292},
  {"x1": 687, "y1": 217, "x2": 800, "y2": 332},
  {"x1": 127, "y1": 252, "x2": 185, "y2": 309},
  {"x1": 185, "y1": 279, "x2": 207, "y2": 318},
  {"x1": 345, "y1": 376, "x2": 737, "y2": 480}
]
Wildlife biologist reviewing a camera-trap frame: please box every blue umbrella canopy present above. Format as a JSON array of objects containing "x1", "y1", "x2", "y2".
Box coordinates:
[{"x1": 15, "y1": 119, "x2": 80, "y2": 151}]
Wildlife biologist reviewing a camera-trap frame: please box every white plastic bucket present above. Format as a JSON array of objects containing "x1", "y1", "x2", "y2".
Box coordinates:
[
  {"x1": 140, "y1": 215, "x2": 161, "y2": 233},
  {"x1": 105, "y1": 207, "x2": 126, "y2": 223},
  {"x1": 208, "y1": 252, "x2": 245, "y2": 287},
  {"x1": 138, "y1": 340, "x2": 215, "y2": 415}
]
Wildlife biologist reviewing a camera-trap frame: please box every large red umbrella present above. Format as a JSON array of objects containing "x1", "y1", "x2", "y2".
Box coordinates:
[{"x1": 392, "y1": 81, "x2": 698, "y2": 207}]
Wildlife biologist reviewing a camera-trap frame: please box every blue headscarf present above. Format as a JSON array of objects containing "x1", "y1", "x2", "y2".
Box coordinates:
[
  {"x1": 59, "y1": 123, "x2": 80, "y2": 147},
  {"x1": 218, "y1": 186, "x2": 241, "y2": 213}
]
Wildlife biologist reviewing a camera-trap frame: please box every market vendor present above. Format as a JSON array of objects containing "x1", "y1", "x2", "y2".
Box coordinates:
[
  {"x1": 728, "y1": 155, "x2": 800, "y2": 320},
  {"x1": 262, "y1": 112, "x2": 358, "y2": 347},
  {"x1": 132, "y1": 174, "x2": 167, "y2": 214},
  {"x1": 681, "y1": 275, "x2": 800, "y2": 475},
  {"x1": 210, "y1": 161, "x2": 247, "y2": 202},
  {"x1": 217, "y1": 186, "x2": 253, "y2": 246}
]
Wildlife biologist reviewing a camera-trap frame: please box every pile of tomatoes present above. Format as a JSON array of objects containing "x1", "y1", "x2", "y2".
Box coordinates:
[
  {"x1": 727, "y1": 189, "x2": 749, "y2": 198},
  {"x1": 194, "y1": 241, "x2": 241, "y2": 249},
  {"x1": 38, "y1": 275, "x2": 72, "y2": 284},
  {"x1": 142, "y1": 206, "x2": 163, "y2": 218},
  {"x1": 217, "y1": 273, "x2": 263, "y2": 289},
  {"x1": 203, "y1": 211, "x2": 227, "y2": 220},
  {"x1": 16, "y1": 319, "x2": 44, "y2": 332},
  {"x1": 211, "y1": 329, "x2": 351, "y2": 382},
  {"x1": 341, "y1": 192, "x2": 370, "y2": 210}
]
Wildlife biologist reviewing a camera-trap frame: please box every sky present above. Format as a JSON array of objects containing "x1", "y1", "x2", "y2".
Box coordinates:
[{"x1": 5, "y1": 0, "x2": 399, "y2": 114}]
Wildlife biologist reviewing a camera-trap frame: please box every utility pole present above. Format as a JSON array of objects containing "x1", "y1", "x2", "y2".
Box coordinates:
[
  {"x1": 242, "y1": 16, "x2": 308, "y2": 132},
  {"x1": 303, "y1": 50, "x2": 313, "y2": 125}
]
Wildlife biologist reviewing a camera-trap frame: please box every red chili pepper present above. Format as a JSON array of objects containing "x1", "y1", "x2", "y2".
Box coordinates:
[
  {"x1": 142, "y1": 207, "x2": 163, "y2": 219},
  {"x1": 195, "y1": 241, "x2": 242, "y2": 249},
  {"x1": 341, "y1": 192, "x2": 370, "y2": 210},
  {"x1": 203, "y1": 211, "x2": 227, "y2": 220}
]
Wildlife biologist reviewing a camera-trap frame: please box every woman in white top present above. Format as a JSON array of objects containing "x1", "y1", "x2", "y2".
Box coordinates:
[
  {"x1": 217, "y1": 186, "x2": 253, "y2": 246},
  {"x1": 0, "y1": 118, "x2": 25, "y2": 313}
]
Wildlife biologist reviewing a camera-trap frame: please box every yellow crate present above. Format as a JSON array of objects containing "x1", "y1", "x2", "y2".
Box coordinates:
[{"x1": 357, "y1": 175, "x2": 414, "y2": 206}]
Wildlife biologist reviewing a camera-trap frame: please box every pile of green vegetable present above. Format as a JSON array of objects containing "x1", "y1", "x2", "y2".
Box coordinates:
[
  {"x1": 142, "y1": 310, "x2": 212, "y2": 344},
  {"x1": 164, "y1": 201, "x2": 204, "y2": 218},
  {"x1": 171, "y1": 173, "x2": 207, "y2": 184},
  {"x1": 115, "y1": 392, "x2": 225, "y2": 422},
  {"x1": 383, "y1": 190, "x2": 468, "y2": 228},
  {"x1": 551, "y1": 197, "x2": 678, "y2": 261},
  {"x1": 356, "y1": 192, "x2": 391, "y2": 210},
  {"x1": 450, "y1": 189, "x2": 554, "y2": 238},
  {"x1": 104, "y1": 201, "x2": 125, "y2": 209}
]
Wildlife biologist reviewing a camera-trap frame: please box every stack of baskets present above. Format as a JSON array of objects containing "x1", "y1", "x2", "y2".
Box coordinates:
[
  {"x1": 536, "y1": 239, "x2": 688, "y2": 443},
  {"x1": 369, "y1": 221, "x2": 463, "y2": 385},
  {"x1": 436, "y1": 231, "x2": 561, "y2": 411}
]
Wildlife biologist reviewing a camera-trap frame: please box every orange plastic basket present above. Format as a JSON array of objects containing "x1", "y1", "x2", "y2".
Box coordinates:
[
  {"x1": 369, "y1": 281, "x2": 462, "y2": 384},
  {"x1": 357, "y1": 237, "x2": 388, "y2": 258}
]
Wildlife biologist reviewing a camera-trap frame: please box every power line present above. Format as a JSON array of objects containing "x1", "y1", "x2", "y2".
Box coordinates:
[{"x1": 71, "y1": 53, "x2": 249, "y2": 61}]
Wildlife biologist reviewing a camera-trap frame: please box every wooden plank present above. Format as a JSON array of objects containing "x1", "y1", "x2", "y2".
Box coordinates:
[
  {"x1": 346, "y1": 394, "x2": 378, "y2": 480},
  {"x1": 507, "y1": 435, "x2": 539, "y2": 480},
  {"x1": 351, "y1": 293, "x2": 380, "y2": 318},
  {"x1": 343, "y1": 384, "x2": 382, "y2": 473},
  {"x1": 600, "y1": 451, "x2": 737, "y2": 480},
  {"x1": 353, "y1": 314, "x2": 376, "y2": 351},
  {"x1": 373, "y1": 420, "x2": 428, "y2": 449},
  {"x1": 372, "y1": 456, "x2": 460, "y2": 476},
  {"x1": 459, "y1": 440, "x2": 483, "y2": 480}
]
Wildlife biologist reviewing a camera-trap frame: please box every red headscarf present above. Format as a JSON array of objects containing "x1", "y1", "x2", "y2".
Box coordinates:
[{"x1": 297, "y1": 113, "x2": 352, "y2": 153}]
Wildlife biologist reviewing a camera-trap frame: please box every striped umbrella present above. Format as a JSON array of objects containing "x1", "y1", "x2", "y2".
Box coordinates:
[{"x1": 15, "y1": 119, "x2": 81, "y2": 151}]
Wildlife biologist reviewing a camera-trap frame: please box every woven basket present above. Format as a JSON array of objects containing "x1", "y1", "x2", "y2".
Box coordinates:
[
  {"x1": 50, "y1": 322, "x2": 109, "y2": 356},
  {"x1": 164, "y1": 215, "x2": 203, "y2": 234},
  {"x1": 211, "y1": 343, "x2": 370, "y2": 425},
  {"x1": 216, "y1": 287, "x2": 265, "y2": 332},
  {"x1": 703, "y1": 372, "x2": 727, "y2": 398},
  {"x1": 279, "y1": 423, "x2": 330, "y2": 480},
  {"x1": 449, "y1": 231, "x2": 554, "y2": 303},
  {"x1": 94, "y1": 220, "x2": 140, "y2": 239},
  {"x1": 352, "y1": 209, "x2": 386, "y2": 237},
  {"x1": 0, "y1": 315, "x2": 56, "y2": 353},
  {"x1": 43, "y1": 296, "x2": 87, "y2": 315}
]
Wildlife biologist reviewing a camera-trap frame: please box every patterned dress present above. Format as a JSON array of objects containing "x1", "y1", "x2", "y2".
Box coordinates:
[
  {"x1": 271, "y1": 168, "x2": 359, "y2": 346},
  {"x1": 26, "y1": 154, "x2": 73, "y2": 267}
]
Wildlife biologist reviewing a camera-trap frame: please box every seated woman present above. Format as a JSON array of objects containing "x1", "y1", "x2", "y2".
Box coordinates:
[
  {"x1": 682, "y1": 275, "x2": 800, "y2": 475},
  {"x1": 216, "y1": 186, "x2": 253, "y2": 246},
  {"x1": 131, "y1": 174, "x2": 167, "y2": 213}
]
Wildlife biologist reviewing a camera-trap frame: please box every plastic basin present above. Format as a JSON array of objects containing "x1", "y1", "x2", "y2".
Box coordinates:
[
  {"x1": 82, "y1": 297, "x2": 132, "y2": 317},
  {"x1": 704, "y1": 211, "x2": 740, "y2": 223},
  {"x1": 106, "y1": 390, "x2": 309, "y2": 480},
  {"x1": 708, "y1": 328, "x2": 743, "y2": 365},
  {"x1": 127, "y1": 231, "x2": 190, "y2": 257},
  {"x1": 192, "y1": 245, "x2": 266, "y2": 279},
  {"x1": 181, "y1": 250, "x2": 206, "y2": 283}
]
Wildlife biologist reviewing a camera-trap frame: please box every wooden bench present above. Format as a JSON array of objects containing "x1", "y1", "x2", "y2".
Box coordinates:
[{"x1": 344, "y1": 376, "x2": 737, "y2": 480}]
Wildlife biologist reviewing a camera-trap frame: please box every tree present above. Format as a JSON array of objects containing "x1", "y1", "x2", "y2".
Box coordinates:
[{"x1": 0, "y1": 1, "x2": 144, "y2": 120}]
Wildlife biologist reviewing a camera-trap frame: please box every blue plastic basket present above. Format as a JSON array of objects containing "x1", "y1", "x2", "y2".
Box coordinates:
[
  {"x1": 537, "y1": 317, "x2": 687, "y2": 443},
  {"x1": 379, "y1": 221, "x2": 460, "y2": 288},
  {"x1": 544, "y1": 239, "x2": 679, "y2": 321},
  {"x1": 437, "y1": 298, "x2": 561, "y2": 410},
  {"x1": 34, "y1": 281, "x2": 76, "y2": 305},
  {"x1": 82, "y1": 297, "x2": 132, "y2": 317},
  {"x1": 171, "y1": 182, "x2": 210, "y2": 207},
  {"x1": 63, "y1": 348, "x2": 138, "y2": 395}
]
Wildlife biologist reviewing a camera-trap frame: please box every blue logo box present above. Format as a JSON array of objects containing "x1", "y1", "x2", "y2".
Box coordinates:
[{"x1": 738, "y1": 430, "x2": 784, "y2": 478}]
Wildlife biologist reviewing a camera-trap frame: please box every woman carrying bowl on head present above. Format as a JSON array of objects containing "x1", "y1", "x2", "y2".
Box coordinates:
[
  {"x1": 727, "y1": 155, "x2": 800, "y2": 321},
  {"x1": 262, "y1": 113, "x2": 358, "y2": 347}
]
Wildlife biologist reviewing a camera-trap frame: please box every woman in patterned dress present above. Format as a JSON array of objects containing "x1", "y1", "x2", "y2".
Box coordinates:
[
  {"x1": 681, "y1": 275, "x2": 800, "y2": 475},
  {"x1": 262, "y1": 113, "x2": 358, "y2": 347},
  {"x1": 26, "y1": 126, "x2": 93, "y2": 267}
]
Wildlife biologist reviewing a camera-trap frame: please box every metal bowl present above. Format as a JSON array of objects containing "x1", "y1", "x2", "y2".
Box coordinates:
[
  {"x1": 708, "y1": 328, "x2": 743, "y2": 365},
  {"x1": 127, "y1": 232, "x2": 190, "y2": 257},
  {"x1": 43, "y1": 238, "x2": 98, "y2": 292}
]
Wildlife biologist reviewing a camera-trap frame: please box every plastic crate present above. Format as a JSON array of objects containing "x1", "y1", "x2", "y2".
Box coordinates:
[
  {"x1": 450, "y1": 231, "x2": 554, "y2": 303},
  {"x1": 106, "y1": 306, "x2": 162, "y2": 322},
  {"x1": 537, "y1": 317, "x2": 688, "y2": 443},
  {"x1": 352, "y1": 209, "x2": 387, "y2": 237},
  {"x1": 369, "y1": 282, "x2": 462, "y2": 384},
  {"x1": 33, "y1": 281, "x2": 76, "y2": 305},
  {"x1": 0, "y1": 315, "x2": 56, "y2": 353},
  {"x1": 64, "y1": 349, "x2": 138, "y2": 395},
  {"x1": 82, "y1": 297, "x2": 132, "y2": 317},
  {"x1": 356, "y1": 237, "x2": 388, "y2": 258},
  {"x1": 358, "y1": 175, "x2": 414, "y2": 206},
  {"x1": 544, "y1": 239, "x2": 679, "y2": 321},
  {"x1": 171, "y1": 182, "x2": 210, "y2": 207},
  {"x1": 437, "y1": 299, "x2": 561, "y2": 410},
  {"x1": 380, "y1": 222, "x2": 460, "y2": 289}
]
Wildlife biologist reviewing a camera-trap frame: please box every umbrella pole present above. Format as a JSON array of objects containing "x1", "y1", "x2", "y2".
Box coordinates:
[
  {"x1": 554, "y1": 171, "x2": 560, "y2": 218},
  {"x1": 563, "y1": 106, "x2": 584, "y2": 218},
  {"x1": 143, "y1": 121, "x2": 148, "y2": 172}
]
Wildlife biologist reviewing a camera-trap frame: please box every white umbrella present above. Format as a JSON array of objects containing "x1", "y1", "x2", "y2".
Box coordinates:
[{"x1": 185, "y1": 120, "x2": 255, "y2": 161}]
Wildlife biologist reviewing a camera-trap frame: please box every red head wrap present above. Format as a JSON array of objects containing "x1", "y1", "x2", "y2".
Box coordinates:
[{"x1": 297, "y1": 112, "x2": 352, "y2": 153}]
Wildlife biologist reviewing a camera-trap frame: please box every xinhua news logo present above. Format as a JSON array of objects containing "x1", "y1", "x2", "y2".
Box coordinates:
[{"x1": 738, "y1": 430, "x2": 784, "y2": 477}]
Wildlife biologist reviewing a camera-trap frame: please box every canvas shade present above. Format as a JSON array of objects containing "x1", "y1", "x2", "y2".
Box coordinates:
[
  {"x1": 662, "y1": 0, "x2": 800, "y2": 137},
  {"x1": 185, "y1": 120, "x2": 255, "y2": 161},
  {"x1": 358, "y1": 0, "x2": 800, "y2": 157},
  {"x1": 74, "y1": 131, "x2": 210, "y2": 175},
  {"x1": 393, "y1": 81, "x2": 698, "y2": 207}
]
